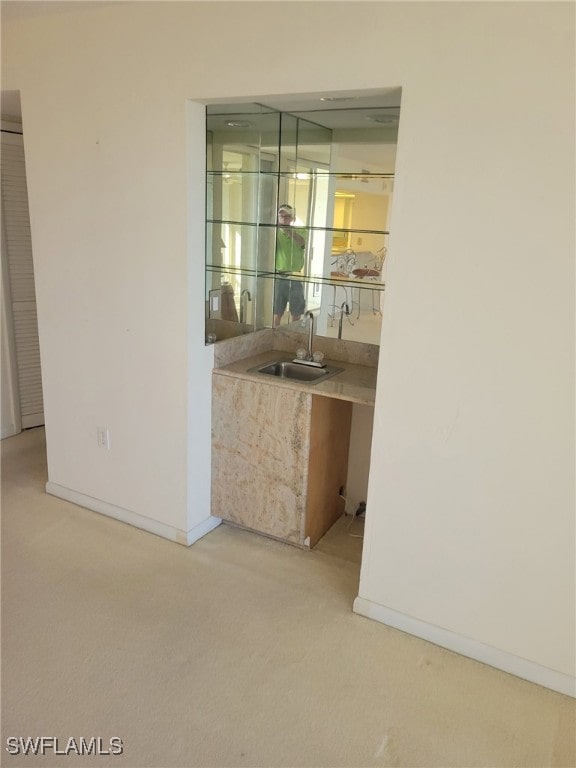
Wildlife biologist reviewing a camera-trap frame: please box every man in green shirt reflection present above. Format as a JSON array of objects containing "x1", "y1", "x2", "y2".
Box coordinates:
[{"x1": 273, "y1": 204, "x2": 307, "y2": 327}]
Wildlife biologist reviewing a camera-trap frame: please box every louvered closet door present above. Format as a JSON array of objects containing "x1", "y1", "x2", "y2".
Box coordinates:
[{"x1": 1, "y1": 130, "x2": 44, "y2": 429}]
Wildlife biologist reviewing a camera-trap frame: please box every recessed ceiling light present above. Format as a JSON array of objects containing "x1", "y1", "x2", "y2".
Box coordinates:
[
  {"x1": 225, "y1": 120, "x2": 253, "y2": 128},
  {"x1": 366, "y1": 115, "x2": 399, "y2": 125},
  {"x1": 319, "y1": 97, "x2": 355, "y2": 103}
]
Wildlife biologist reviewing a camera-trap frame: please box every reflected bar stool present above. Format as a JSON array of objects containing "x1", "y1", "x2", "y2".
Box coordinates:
[
  {"x1": 351, "y1": 268, "x2": 382, "y2": 319},
  {"x1": 328, "y1": 273, "x2": 354, "y2": 328},
  {"x1": 351, "y1": 247, "x2": 386, "y2": 319}
]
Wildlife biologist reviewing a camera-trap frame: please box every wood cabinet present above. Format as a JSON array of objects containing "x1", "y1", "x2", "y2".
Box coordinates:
[{"x1": 212, "y1": 374, "x2": 352, "y2": 548}]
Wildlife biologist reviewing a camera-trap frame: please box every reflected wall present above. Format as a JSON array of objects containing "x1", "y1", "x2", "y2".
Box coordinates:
[{"x1": 204, "y1": 97, "x2": 400, "y2": 346}]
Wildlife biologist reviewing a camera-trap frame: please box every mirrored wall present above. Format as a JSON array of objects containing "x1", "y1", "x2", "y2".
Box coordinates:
[{"x1": 204, "y1": 91, "x2": 401, "y2": 346}]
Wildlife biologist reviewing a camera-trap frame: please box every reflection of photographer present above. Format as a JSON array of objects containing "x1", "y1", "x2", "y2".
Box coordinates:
[{"x1": 273, "y1": 204, "x2": 307, "y2": 326}]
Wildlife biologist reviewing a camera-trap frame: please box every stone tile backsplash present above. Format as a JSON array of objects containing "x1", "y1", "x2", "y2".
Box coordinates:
[{"x1": 213, "y1": 328, "x2": 379, "y2": 369}]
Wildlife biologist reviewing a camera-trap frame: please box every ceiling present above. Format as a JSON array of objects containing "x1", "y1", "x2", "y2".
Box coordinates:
[
  {"x1": 207, "y1": 88, "x2": 402, "y2": 133},
  {"x1": 207, "y1": 89, "x2": 401, "y2": 174}
]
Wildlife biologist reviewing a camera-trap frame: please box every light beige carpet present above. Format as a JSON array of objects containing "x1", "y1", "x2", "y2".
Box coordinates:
[{"x1": 2, "y1": 428, "x2": 575, "y2": 768}]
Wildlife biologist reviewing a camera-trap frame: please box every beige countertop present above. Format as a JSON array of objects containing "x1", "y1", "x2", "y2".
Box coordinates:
[{"x1": 214, "y1": 350, "x2": 377, "y2": 406}]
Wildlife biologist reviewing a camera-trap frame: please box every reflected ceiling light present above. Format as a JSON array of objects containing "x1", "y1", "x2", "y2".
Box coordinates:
[
  {"x1": 225, "y1": 120, "x2": 253, "y2": 128},
  {"x1": 319, "y1": 97, "x2": 356, "y2": 102},
  {"x1": 366, "y1": 115, "x2": 398, "y2": 125}
]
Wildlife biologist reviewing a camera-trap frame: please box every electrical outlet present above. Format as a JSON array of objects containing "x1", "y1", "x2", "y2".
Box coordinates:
[{"x1": 97, "y1": 426, "x2": 110, "y2": 450}]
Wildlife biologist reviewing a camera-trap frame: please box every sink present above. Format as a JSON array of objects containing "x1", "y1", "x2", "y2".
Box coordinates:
[{"x1": 250, "y1": 360, "x2": 343, "y2": 384}]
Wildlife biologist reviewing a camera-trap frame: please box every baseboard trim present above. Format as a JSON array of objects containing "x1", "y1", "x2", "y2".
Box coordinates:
[
  {"x1": 353, "y1": 596, "x2": 575, "y2": 698},
  {"x1": 46, "y1": 481, "x2": 221, "y2": 547},
  {"x1": 184, "y1": 514, "x2": 222, "y2": 546}
]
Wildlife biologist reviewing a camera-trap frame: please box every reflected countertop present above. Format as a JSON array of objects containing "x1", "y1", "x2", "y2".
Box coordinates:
[{"x1": 213, "y1": 350, "x2": 377, "y2": 406}]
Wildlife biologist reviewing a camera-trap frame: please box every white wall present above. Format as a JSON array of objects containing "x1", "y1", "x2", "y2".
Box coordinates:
[{"x1": 2, "y1": 1, "x2": 573, "y2": 692}]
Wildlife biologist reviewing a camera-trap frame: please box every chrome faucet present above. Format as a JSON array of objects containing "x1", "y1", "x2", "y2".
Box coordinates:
[
  {"x1": 240, "y1": 289, "x2": 251, "y2": 324},
  {"x1": 305, "y1": 311, "x2": 315, "y2": 361},
  {"x1": 338, "y1": 302, "x2": 350, "y2": 340}
]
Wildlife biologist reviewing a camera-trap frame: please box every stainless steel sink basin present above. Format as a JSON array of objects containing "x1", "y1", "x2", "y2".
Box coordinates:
[{"x1": 250, "y1": 360, "x2": 343, "y2": 384}]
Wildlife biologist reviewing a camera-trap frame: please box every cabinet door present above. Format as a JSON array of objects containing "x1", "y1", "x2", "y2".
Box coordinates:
[{"x1": 212, "y1": 375, "x2": 311, "y2": 545}]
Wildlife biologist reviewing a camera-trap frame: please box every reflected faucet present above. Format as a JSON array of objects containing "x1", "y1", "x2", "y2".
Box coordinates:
[
  {"x1": 240, "y1": 289, "x2": 252, "y2": 324},
  {"x1": 305, "y1": 311, "x2": 315, "y2": 361},
  {"x1": 338, "y1": 302, "x2": 350, "y2": 340}
]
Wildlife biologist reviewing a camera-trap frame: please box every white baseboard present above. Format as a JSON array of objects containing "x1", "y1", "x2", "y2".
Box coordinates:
[
  {"x1": 353, "y1": 596, "x2": 575, "y2": 698},
  {"x1": 46, "y1": 481, "x2": 221, "y2": 547},
  {"x1": 184, "y1": 514, "x2": 222, "y2": 546}
]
